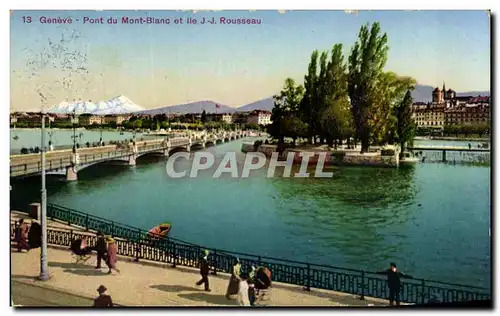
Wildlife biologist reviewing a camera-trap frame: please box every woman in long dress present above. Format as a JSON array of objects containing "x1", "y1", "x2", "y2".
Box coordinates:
[
  {"x1": 225, "y1": 258, "x2": 241, "y2": 299},
  {"x1": 16, "y1": 219, "x2": 29, "y2": 252},
  {"x1": 105, "y1": 237, "x2": 120, "y2": 274}
]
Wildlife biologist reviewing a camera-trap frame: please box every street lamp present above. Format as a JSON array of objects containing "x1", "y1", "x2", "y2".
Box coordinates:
[
  {"x1": 71, "y1": 110, "x2": 77, "y2": 152},
  {"x1": 39, "y1": 111, "x2": 49, "y2": 280}
]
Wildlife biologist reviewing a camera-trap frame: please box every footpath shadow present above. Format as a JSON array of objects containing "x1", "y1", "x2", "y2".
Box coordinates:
[
  {"x1": 48, "y1": 261, "x2": 93, "y2": 270},
  {"x1": 62, "y1": 268, "x2": 108, "y2": 276},
  {"x1": 150, "y1": 284, "x2": 198, "y2": 293},
  {"x1": 177, "y1": 292, "x2": 238, "y2": 306},
  {"x1": 11, "y1": 274, "x2": 39, "y2": 281}
]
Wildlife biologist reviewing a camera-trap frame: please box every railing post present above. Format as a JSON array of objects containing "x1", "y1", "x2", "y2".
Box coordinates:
[
  {"x1": 67, "y1": 209, "x2": 72, "y2": 225},
  {"x1": 360, "y1": 270, "x2": 366, "y2": 300},
  {"x1": 305, "y1": 263, "x2": 311, "y2": 291},
  {"x1": 172, "y1": 242, "x2": 177, "y2": 268},
  {"x1": 212, "y1": 249, "x2": 217, "y2": 275},
  {"x1": 111, "y1": 221, "x2": 115, "y2": 236},
  {"x1": 85, "y1": 214, "x2": 89, "y2": 231},
  {"x1": 134, "y1": 232, "x2": 140, "y2": 262},
  {"x1": 420, "y1": 279, "x2": 426, "y2": 304}
]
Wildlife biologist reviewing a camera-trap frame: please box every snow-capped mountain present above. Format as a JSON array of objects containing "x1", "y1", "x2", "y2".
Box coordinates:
[{"x1": 48, "y1": 95, "x2": 145, "y2": 115}]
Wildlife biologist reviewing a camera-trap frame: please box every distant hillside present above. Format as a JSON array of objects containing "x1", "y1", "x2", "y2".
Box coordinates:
[
  {"x1": 137, "y1": 100, "x2": 235, "y2": 115},
  {"x1": 134, "y1": 84, "x2": 490, "y2": 115},
  {"x1": 237, "y1": 97, "x2": 274, "y2": 112}
]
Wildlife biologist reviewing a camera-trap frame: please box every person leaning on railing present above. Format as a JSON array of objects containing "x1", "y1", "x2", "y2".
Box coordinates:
[{"x1": 376, "y1": 262, "x2": 414, "y2": 306}]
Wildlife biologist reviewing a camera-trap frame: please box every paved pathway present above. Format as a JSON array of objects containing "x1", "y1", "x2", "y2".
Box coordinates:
[
  {"x1": 11, "y1": 246, "x2": 387, "y2": 307},
  {"x1": 12, "y1": 281, "x2": 94, "y2": 307},
  {"x1": 10, "y1": 211, "x2": 389, "y2": 307}
]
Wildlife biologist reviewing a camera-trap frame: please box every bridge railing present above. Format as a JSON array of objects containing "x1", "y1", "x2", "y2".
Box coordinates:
[{"x1": 12, "y1": 203, "x2": 490, "y2": 305}]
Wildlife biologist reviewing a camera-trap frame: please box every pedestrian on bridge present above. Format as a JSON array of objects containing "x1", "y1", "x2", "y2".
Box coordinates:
[
  {"x1": 376, "y1": 262, "x2": 414, "y2": 306},
  {"x1": 196, "y1": 249, "x2": 211, "y2": 292}
]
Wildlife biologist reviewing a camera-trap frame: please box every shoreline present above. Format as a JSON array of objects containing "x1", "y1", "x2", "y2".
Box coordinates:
[{"x1": 414, "y1": 136, "x2": 490, "y2": 142}]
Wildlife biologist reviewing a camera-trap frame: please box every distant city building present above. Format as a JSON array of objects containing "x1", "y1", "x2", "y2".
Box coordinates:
[
  {"x1": 79, "y1": 114, "x2": 103, "y2": 126},
  {"x1": 247, "y1": 110, "x2": 272, "y2": 125},
  {"x1": 444, "y1": 102, "x2": 490, "y2": 126},
  {"x1": 413, "y1": 82, "x2": 490, "y2": 128},
  {"x1": 103, "y1": 115, "x2": 130, "y2": 125},
  {"x1": 206, "y1": 113, "x2": 233, "y2": 124}
]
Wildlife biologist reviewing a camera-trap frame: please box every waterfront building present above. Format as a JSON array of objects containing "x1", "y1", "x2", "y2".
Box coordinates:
[
  {"x1": 247, "y1": 110, "x2": 272, "y2": 125},
  {"x1": 413, "y1": 106, "x2": 445, "y2": 129},
  {"x1": 103, "y1": 115, "x2": 130, "y2": 126},
  {"x1": 78, "y1": 114, "x2": 103, "y2": 126},
  {"x1": 206, "y1": 113, "x2": 233, "y2": 124},
  {"x1": 414, "y1": 81, "x2": 490, "y2": 128},
  {"x1": 444, "y1": 102, "x2": 490, "y2": 126}
]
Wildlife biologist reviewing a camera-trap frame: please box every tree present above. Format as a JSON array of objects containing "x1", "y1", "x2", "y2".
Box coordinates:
[
  {"x1": 348, "y1": 22, "x2": 389, "y2": 152},
  {"x1": 161, "y1": 121, "x2": 170, "y2": 129},
  {"x1": 269, "y1": 78, "x2": 305, "y2": 143},
  {"x1": 109, "y1": 121, "x2": 117, "y2": 129},
  {"x1": 317, "y1": 44, "x2": 352, "y2": 148},
  {"x1": 370, "y1": 72, "x2": 416, "y2": 145},
  {"x1": 280, "y1": 115, "x2": 308, "y2": 146},
  {"x1": 133, "y1": 120, "x2": 142, "y2": 129},
  {"x1": 201, "y1": 110, "x2": 207, "y2": 124},
  {"x1": 299, "y1": 50, "x2": 319, "y2": 143},
  {"x1": 394, "y1": 90, "x2": 415, "y2": 156}
]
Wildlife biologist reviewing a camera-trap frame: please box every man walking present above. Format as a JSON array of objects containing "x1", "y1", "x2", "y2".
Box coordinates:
[
  {"x1": 93, "y1": 285, "x2": 113, "y2": 307},
  {"x1": 196, "y1": 249, "x2": 211, "y2": 292},
  {"x1": 95, "y1": 232, "x2": 107, "y2": 270},
  {"x1": 377, "y1": 262, "x2": 413, "y2": 306}
]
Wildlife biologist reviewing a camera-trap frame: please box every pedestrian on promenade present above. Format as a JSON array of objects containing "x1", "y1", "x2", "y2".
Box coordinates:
[
  {"x1": 94, "y1": 232, "x2": 107, "y2": 270},
  {"x1": 27, "y1": 220, "x2": 41, "y2": 249},
  {"x1": 225, "y1": 258, "x2": 241, "y2": 300},
  {"x1": 105, "y1": 237, "x2": 120, "y2": 275},
  {"x1": 196, "y1": 249, "x2": 211, "y2": 291},
  {"x1": 16, "y1": 219, "x2": 30, "y2": 252},
  {"x1": 237, "y1": 274, "x2": 250, "y2": 306},
  {"x1": 93, "y1": 285, "x2": 113, "y2": 307},
  {"x1": 376, "y1": 262, "x2": 413, "y2": 306}
]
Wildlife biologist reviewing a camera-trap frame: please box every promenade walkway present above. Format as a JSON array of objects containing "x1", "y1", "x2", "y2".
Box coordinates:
[{"x1": 10, "y1": 213, "x2": 388, "y2": 307}]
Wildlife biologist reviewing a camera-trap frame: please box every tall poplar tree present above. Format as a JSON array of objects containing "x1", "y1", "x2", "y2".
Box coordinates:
[
  {"x1": 300, "y1": 50, "x2": 319, "y2": 143},
  {"x1": 394, "y1": 90, "x2": 415, "y2": 156},
  {"x1": 348, "y1": 22, "x2": 389, "y2": 152}
]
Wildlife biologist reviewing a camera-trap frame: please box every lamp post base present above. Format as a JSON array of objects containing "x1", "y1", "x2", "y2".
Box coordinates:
[{"x1": 38, "y1": 274, "x2": 51, "y2": 281}]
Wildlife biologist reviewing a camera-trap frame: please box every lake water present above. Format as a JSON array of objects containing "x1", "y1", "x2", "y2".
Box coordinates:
[{"x1": 9, "y1": 130, "x2": 491, "y2": 289}]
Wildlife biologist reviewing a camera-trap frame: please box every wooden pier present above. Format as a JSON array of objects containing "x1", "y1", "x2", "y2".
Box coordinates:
[{"x1": 407, "y1": 146, "x2": 490, "y2": 163}]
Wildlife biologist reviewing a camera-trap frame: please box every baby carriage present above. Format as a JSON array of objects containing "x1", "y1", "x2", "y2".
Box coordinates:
[
  {"x1": 70, "y1": 237, "x2": 93, "y2": 264},
  {"x1": 253, "y1": 267, "x2": 272, "y2": 302}
]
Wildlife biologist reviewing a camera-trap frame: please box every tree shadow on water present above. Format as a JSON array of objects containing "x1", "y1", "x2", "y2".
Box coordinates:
[
  {"x1": 177, "y1": 292, "x2": 238, "y2": 306},
  {"x1": 150, "y1": 284, "x2": 198, "y2": 293}
]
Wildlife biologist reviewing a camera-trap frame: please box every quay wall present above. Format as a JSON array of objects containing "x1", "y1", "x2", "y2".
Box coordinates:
[{"x1": 241, "y1": 143, "x2": 400, "y2": 167}]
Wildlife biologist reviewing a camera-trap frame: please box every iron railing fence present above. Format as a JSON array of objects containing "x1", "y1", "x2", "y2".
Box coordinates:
[{"x1": 10, "y1": 204, "x2": 491, "y2": 305}]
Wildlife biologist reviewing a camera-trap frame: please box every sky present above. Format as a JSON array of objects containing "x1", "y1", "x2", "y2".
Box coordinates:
[{"x1": 10, "y1": 10, "x2": 491, "y2": 111}]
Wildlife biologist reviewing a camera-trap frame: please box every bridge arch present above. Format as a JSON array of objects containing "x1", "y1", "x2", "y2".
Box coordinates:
[
  {"x1": 216, "y1": 139, "x2": 223, "y2": 145},
  {"x1": 205, "y1": 141, "x2": 215, "y2": 148},
  {"x1": 190, "y1": 143, "x2": 205, "y2": 151},
  {"x1": 224, "y1": 137, "x2": 230, "y2": 142},
  {"x1": 169, "y1": 146, "x2": 189, "y2": 156}
]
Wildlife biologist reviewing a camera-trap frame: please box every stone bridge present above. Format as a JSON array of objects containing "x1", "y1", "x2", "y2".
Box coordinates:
[{"x1": 10, "y1": 131, "x2": 248, "y2": 181}]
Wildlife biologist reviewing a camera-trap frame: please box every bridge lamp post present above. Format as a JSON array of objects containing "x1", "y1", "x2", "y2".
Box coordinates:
[
  {"x1": 39, "y1": 111, "x2": 49, "y2": 280},
  {"x1": 71, "y1": 111, "x2": 77, "y2": 152}
]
